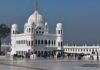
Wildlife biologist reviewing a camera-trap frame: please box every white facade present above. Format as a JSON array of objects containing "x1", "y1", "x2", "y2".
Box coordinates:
[
  {"x1": 11, "y1": 0, "x2": 100, "y2": 57},
  {"x1": 11, "y1": 10, "x2": 63, "y2": 55},
  {"x1": 64, "y1": 45, "x2": 100, "y2": 55}
]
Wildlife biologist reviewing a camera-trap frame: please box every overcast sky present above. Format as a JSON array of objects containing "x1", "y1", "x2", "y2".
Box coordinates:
[{"x1": 0, "y1": 0, "x2": 100, "y2": 45}]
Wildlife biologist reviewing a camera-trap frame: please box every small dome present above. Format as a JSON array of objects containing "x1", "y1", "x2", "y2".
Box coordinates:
[
  {"x1": 28, "y1": 11, "x2": 44, "y2": 26},
  {"x1": 24, "y1": 23, "x2": 28, "y2": 27},
  {"x1": 57, "y1": 23, "x2": 63, "y2": 28},
  {"x1": 12, "y1": 24, "x2": 18, "y2": 28}
]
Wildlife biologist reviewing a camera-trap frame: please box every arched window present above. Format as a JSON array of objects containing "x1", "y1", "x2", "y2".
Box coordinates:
[
  {"x1": 36, "y1": 31, "x2": 38, "y2": 34},
  {"x1": 41, "y1": 40, "x2": 43, "y2": 44},
  {"x1": 52, "y1": 40, "x2": 53, "y2": 45},
  {"x1": 32, "y1": 28, "x2": 33, "y2": 32},
  {"x1": 87, "y1": 49, "x2": 88, "y2": 52},
  {"x1": 84, "y1": 48, "x2": 85, "y2": 52},
  {"x1": 61, "y1": 42, "x2": 63, "y2": 46},
  {"x1": 31, "y1": 40, "x2": 33, "y2": 46},
  {"x1": 54, "y1": 40, "x2": 56, "y2": 45},
  {"x1": 48, "y1": 40, "x2": 50, "y2": 45},
  {"x1": 26, "y1": 40, "x2": 27, "y2": 45},
  {"x1": 45, "y1": 40, "x2": 47, "y2": 45},
  {"x1": 35, "y1": 40, "x2": 37, "y2": 45},
  {"x1": 58, "y1": 30, "x2": 60, "y2": 34},
  {"x1": 29, "y1": 28, "x2": 31, "y2": 32},
  {"x1": 92, "y1": 49, "x2": 94, "y2": 52},
  {"x1": 38, "y1": 40, "x2": 40, "y2": 45},
  {"x1": 58, "y1": 42, "x2": 60, "y2": 46},
  {"x1": 29, "y1": 41, "x2": 30, "y2": 46}
]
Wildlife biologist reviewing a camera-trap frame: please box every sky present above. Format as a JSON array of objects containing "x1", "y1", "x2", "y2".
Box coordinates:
[{"x1": 0, "y1": 0, "x2": 100, "y2": 45}]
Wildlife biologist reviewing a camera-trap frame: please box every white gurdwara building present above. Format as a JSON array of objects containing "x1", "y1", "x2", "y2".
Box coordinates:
[
  {"x1": 11, "y1": 0, "x2": 100, "y2": 59},
  {"x1": 11, "y1": 1, "x2": 63, "y2": 56}
]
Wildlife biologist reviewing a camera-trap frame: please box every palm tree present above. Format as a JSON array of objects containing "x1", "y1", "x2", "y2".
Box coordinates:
[{"x1": 0, "y1": 24, "x2": 10, "y2": 54}]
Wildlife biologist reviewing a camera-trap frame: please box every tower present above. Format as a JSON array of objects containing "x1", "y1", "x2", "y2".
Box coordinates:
[
  {"x1": 11, "y1": 24, "x2": 19, "y2": 55},
  {"x1": 11, "y1": 24, "x2": 18, "y2": 35},
  {"x1": 44, "y1": 22, "x2": 49, "y2": 34},
  {"x1": 56, "y1": 23, "x2": 63, "y2": 57},
  {"x1": 56, "y1": 23, "x2": 63, "y2": 50}
]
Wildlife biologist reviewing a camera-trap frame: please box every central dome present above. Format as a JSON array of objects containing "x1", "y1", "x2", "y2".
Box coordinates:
[{"x1": 28, "y1": 11, "x2": 44, "y2": 26}]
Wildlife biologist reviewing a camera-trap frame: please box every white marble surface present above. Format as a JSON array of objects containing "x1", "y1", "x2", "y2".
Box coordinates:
[{"x1": 0, "y1": 57, "x2": 100, "y2": 70}]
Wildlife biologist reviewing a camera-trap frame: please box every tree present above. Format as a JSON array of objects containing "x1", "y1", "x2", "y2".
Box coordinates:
[{"x1": 0, "y1": 24, "x2": 10, "y2": 54}]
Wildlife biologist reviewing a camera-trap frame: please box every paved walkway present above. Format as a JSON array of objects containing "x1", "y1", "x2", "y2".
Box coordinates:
[{"x1": 0, "y1": 56, "x2": 100, "y2": 70}]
